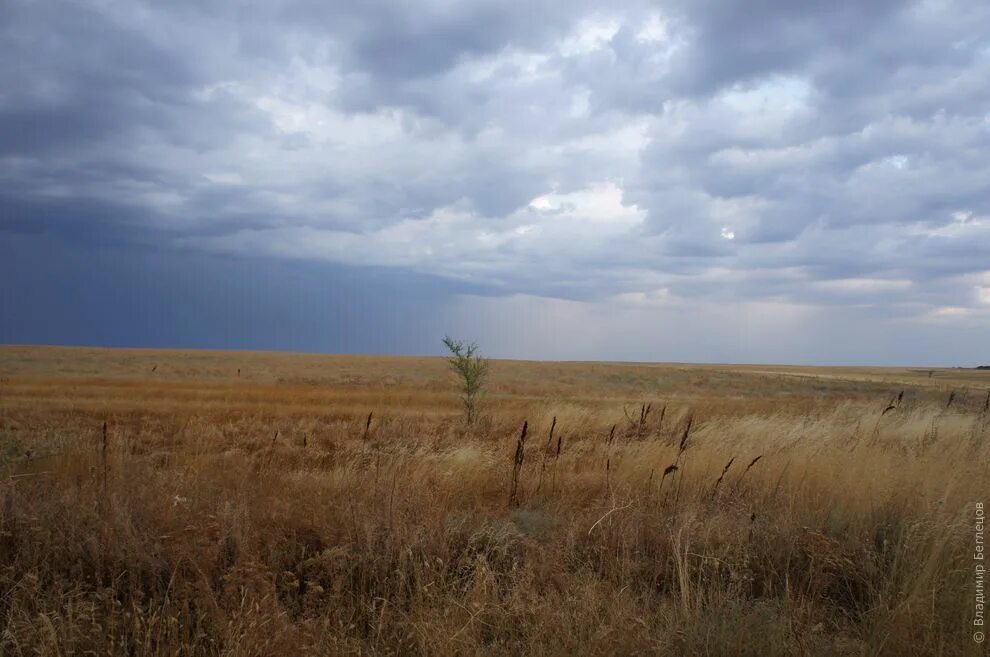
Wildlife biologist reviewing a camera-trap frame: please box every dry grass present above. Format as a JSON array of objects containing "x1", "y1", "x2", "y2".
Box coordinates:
[{"x1": 0, "y1": 345, "x2": 988, "y2": 655}]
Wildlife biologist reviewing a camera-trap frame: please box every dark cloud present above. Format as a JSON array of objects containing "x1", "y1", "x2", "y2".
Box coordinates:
[
  {"x1": 0, "y1": 231, "x2": 475, "y2": 353},
  {"x1": 666, "y1": 0, "x2": 910, "y2": 95}
]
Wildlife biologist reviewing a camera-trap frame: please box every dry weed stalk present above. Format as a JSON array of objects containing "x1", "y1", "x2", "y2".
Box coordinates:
[
  {"x1": 537, "y1": 416, "x2": 557, "y2": 494},
  {"x1": 638, "y1": 402, "x2": 652, "y2": 437},
  {"x1": 363, "y1": 412, "x2": 373, "y2": 441},
  {"x1": 657, "y1": 464, "x2": 678, "y2": 498},
  {"x1": 100, "y1": 420, "x2": 110, "y2": 495},
  {"x1": 544, "y1": 416, "x2": 557, "y2": 454},
  {"x1": 509, "y1": 420, "x2": 528, "y2": 506},
  {"x1": 656, "y1": 414, "x2": 694, "y2": 506},
  {"x1": 881, "y1": 390, "x2": 904, "y2": 416},
  {"x1": 623, "y1": 402, "x2": 653, "y2": 438},
  {"x1": 732, "y1": 454, "x2": 764, "y2": 495},
  {"x1": 710, "y1": 456, "x2": 735, "y2": 499},
  {"x1": 871, "y1": 390, "x2": 905, "y2": 443},
  {"x1": 264, "y1": 429, "x2": 279, "y2": 468}
]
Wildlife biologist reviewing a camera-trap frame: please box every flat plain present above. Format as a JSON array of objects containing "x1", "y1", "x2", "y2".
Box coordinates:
[{"x1": 0, "y1": 345, "x2": 988, "y2": 655}]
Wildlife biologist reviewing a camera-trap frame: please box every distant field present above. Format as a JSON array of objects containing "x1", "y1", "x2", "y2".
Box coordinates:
[
  {"x1": 0, "y1": 345, "x2": 987, "y2": 655},
  {"x1": 2, "y1": 344, "x2": 987, "y2": 416}
]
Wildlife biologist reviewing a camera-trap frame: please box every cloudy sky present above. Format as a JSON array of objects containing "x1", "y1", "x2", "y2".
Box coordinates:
[{"x1": 2, "y1": 0, "x2": 989, "y2": 364}]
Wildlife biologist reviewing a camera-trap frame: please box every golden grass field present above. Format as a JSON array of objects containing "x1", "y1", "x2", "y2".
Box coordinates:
[{"x1": 0, "y1": 345, "x2": 988, "y2": 655}]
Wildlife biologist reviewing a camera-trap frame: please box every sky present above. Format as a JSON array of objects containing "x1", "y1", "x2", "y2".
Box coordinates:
[{"x1": 1, "y1": 0, "x2": 989, "y2": 365}]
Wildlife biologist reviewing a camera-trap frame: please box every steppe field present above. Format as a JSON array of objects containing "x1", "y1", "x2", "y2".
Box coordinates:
[{"x1": 0, "y1": 344, "x2": 988, "y2": 656}]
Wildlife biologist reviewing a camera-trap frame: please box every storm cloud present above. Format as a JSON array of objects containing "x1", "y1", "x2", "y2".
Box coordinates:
[{"x1": 2, "y1": 0, "x2": 988, "y2": 363}]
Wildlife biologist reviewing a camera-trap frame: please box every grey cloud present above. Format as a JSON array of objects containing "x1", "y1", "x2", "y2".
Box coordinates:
[
  {"x1": 665, "y1": 0, "x2": 911, "y2": 95},
  {"x1": 0, "y1": 3, "x2": 205, "y2": 155},
  {"x1": 1, "y1": 0, "x2": 989, "y2": 363}
]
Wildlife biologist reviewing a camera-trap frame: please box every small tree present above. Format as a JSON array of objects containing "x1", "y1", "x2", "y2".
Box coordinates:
[{"x1": 442, "y1": 335, "x2": 490, "y2": 424}]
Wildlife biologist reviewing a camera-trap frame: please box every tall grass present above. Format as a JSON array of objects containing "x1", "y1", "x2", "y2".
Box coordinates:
[{"x1": 0, "y1": 357, "x2": 986, "y2": 655}]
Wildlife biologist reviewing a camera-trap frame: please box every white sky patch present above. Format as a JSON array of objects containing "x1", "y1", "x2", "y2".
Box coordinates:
[
  {"x1": 709, "y1": 142, "x2": 827, "y2": 170},
  {"x1": 709, "y1": 195, "x2": 772, "y2": 241},
  {"x1": 965, "y1": 271, "x2": 990, "y2": 305},
  {"x1": 527, "y1": 181, "x2": 644, "y2": 226},
  {"x1": 884, "y1": 155, "x2": 909, "y2": 169},
  {"x1": 446, "y1": 293, "x2": 819, "y2": 362},
  {"x1": 556, "y1": 118, "x2": 652, "y2": 156},
  {"x1": 636, "y1": 12, "x2": 670, "y2": 43},
  {"x1": 817, "y1": 278, "x2": 913, "y2": 292},
  {"x1": 558, "y1": 17, "x2": 621, "y2": 56},
  {"x1": 719, "y1": 75, "x2": 813, "y2": 116},
  {"x1": 528, "y1": 196, "x2": 556, "y2": 212},
  {"x1": 462, "y1": 49, "x2": 551, "y2": 84},
  {"x1": 612, "y1": 288, "x2": 672, "y2": 306},
  {"x1": 254, "y1": 95, "x2": 407, "y2": 144},
  {"x1": 651, "y1": 75, "x2": 815, "y2": 155},
  {"x1": 930, "y1": 306, "x2": 972, "y2": 318},
  {"x1": 908, "y1": 211, "x2": 987, "y2": 238}
]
